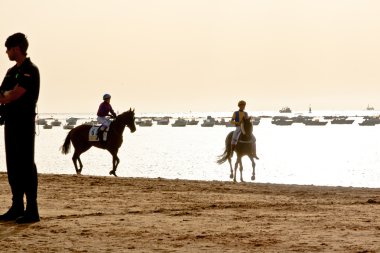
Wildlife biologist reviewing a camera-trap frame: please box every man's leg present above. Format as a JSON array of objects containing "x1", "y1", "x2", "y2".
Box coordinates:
[
  {"x1": 14, "y1": 120, "x2": 39, "y2": 224},
  {"x1": 97, "y1": 126, "x2": 104, "y2": 142},
  {"x1": 0, "y1": 123, "x2": 25, "y2": 221}
]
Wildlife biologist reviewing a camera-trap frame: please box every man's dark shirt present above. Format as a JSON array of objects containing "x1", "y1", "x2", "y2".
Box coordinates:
[{"x1": 0, "y1": 58, "x2": 40, "y2": 120}]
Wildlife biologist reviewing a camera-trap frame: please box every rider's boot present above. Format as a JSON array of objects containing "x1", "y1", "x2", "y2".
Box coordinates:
[{"x1": 97, "y1": 128, "x2": 104, "y2": 143}]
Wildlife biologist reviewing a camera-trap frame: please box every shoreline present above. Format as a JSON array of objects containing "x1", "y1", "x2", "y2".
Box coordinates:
[
  {"x1": 1, "y1": 172, "x2": 380, "y2": 252},
  {"x1": 1, "y1": 171, "x2": 379, "y2": 190}
]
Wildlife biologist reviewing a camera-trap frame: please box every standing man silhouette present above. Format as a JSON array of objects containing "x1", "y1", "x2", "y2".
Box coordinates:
[{"x1": 0, "y1": 33, "x2": 40, "y2": 223}]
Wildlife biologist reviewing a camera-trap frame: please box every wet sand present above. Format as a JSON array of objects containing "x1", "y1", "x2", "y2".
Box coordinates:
[{"x1": 1, "y1": 172, "x2": 380, "y2": 252}]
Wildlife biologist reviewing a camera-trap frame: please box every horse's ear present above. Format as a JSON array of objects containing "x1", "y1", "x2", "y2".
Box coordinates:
[
  {"x1": 133, "y1": 108, "x2": 135, "y2": 112},
  {"x1": 129, "y1": 107, "x2": 132, "y2": 111}
]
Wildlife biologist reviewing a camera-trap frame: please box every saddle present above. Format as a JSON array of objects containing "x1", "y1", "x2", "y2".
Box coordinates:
[{"x1": 89, "y1": 125, "x2": 109, "y2": 142}]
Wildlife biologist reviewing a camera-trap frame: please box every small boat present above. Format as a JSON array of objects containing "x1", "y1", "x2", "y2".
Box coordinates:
[
  {"x1": 36, "y1": 118, "x2": 47, "y2": 125},
  {"x1": 272, "y1": 119, "x2": 293, "y2": 126},
  {"x1": 303, "y1": 120, "x2": 328, "y2": 126},
  {"x1": 367, "y1": 105, "x2": 375, "y2": 111},
  {"x1": 63, "y1": 124, "x2": 75, "y2": 130},
  {"x1": 66, "y1": 117, "x2": 78, "y2": 125},
  {"x1": 172, "y1": 118, "x2": 187, "y2": 127},
  {"x1": 291, "y1": 116, "x2": 313, "y2": 123},
  {"x1": 331, "y1": 119, "x2": 355, "y2": 125},
  {"x1": 43, "y1": 124, "x2": 52, "y2": 129},
  {"x1": 205, "y1": 116, "x2": 216, "y2": 123},
  {"x1": 252, "y1": 117, "x2": 261, "y2": 125},
  {"x1": 201, "y1": 120, "x2": 215, "y2": 127},
  {"x1": 157, "y1": 118, "x2": 170, "y2": 125},
  {"x1": 215, "y1": 118, "x2": 227, "y2": 126},
  {"x1": 51, "y1": 119, "x2": 62, "y2": 126},
  {"x1": 359, "y1": 118, "x2": 380, "y2": 126},
  {"x1": 139, "y1": 120, "x2": 153, "y2": 127},
  {"x1": 187, "y1": 119, "x2": 199, "y2": 125},
  {"x1": 279, "y1": 107, "x2": 292, "y2": 113}
]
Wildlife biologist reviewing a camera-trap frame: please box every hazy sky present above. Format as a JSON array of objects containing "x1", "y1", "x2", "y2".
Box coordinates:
[{"x1": 1, "y1": 0, "x2": 380, "y2": 113}]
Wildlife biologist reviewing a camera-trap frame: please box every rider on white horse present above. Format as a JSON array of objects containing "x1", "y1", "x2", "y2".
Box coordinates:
[{"x1": 97, "y1": 94, "x2": 116, "y2": 141}]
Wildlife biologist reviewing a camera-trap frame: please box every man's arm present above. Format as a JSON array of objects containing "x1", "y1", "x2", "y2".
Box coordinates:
[
  {"x1": 109, "y1": 106, "x2": 117, "y2": 118},
  {"x1": 230, "y1": 112, "x2": 236, "y2": 125},
  {"x1": 0, "y1": 84, "x2": 26, "y2": 104}
]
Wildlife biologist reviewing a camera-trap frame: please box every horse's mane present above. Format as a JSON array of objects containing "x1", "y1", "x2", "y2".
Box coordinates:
[{"x1": 242, "y1": 117, "x2": 253, "y2": 134}]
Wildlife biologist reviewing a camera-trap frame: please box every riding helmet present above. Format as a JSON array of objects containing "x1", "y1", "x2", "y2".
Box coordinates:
[{"x1": 103, "y1": 94, "x2": 111, "y2": 100}]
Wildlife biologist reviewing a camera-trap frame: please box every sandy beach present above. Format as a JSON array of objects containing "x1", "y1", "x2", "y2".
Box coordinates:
[{"x1": 1, "y1": 172, "x2": 380, "y2": 252}]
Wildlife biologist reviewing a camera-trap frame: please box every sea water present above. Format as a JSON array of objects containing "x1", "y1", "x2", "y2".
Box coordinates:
[{"x1": 0, "y1": 111, "x2": 379, "y2": 188}]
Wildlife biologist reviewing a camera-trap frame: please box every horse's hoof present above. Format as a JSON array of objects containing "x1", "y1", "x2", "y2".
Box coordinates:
[
  {"x1": 109, "y1": 170, "x2": 117, "y2": 177},
  {"x1": 229, "y1": 174, "x2": 233, "y2": 179},
  {"x1": 251, "y1": 175, "x2": 255, "y2": 181}
]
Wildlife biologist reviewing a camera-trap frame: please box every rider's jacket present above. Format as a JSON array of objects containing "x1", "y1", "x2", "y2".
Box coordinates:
[
  {"x1": 97, "y1": 102, "x2": 116, "y2": 117},
  {"x1": 231, "y1": 110, "x2": 248, "y2": 126}
]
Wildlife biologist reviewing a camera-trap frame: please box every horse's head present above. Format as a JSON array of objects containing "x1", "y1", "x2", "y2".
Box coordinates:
[
  {"x1": 242, "y1": 117, "x2": 253, "y2": 138},
  {"x1": 116, "y1": 108, "x2": 136, "y2": 133}
]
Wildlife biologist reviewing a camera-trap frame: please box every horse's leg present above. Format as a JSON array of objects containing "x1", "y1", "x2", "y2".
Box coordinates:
[
  {"x1": 228, "y1": 157, "x2": 233, "y2": 179},
  {"x1": 72, "y1": 151, "x2": 83, "y2": 175},
  {"x1": 72, "y1": 145, "x2": 91, "y2": 175},
  {"x1": 77, "y1": 156, "x2": 84, "y2": 174},
  {"x1": 239, "y1": 158, "x2": 244, "y2": 182},
  {"x1": 249, "y1": 155, "x2": 256, "y2": 181},
  {"x1": 233, "y1": 157, "x2": 240, "y2": 183},
  {"x1": 108, "y1": 150, "x2": 120, "y2": 177}
]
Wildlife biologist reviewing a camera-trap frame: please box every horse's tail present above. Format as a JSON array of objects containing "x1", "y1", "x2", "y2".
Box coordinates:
[
  {"x1": 61, "y1": 131, "x2": 72, "y2": 154},
  {"x1": 217, "y1": 132, "x2": 233, "y2": 164}
]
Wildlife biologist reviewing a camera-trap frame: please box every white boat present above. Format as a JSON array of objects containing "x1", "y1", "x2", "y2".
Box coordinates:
[
  {"x1": 66, "y1": 117, "x2": 78, "y2": 125},
  {"x1": 303, "y1": 119, "x2": 328, "y2": 126},
  {"x1": 252, "y1": 117, "x2": 261, "y2": 125},
  {"x1": 51, "y1": 119, "x2": 62, "y2": 126},
  {"x1": 157, "y1": 118, "x2": 170, "y2": 125},
  {"x1": 201, "y1": 120, "x2": 215, "y2": 127},
  {"x1": 359, "y1": 117, "x2": 380, "y2": 126},
  {"x1": 63, "y1": 124, "x2": 75, "y2": 130},
  {"x1": 139, "y1": 120, "x2": 153, "y2": 127},
  {"x1": 215, "y1": 118, "x2": 227, "y2": 126},
  {"x1": 279, "y1": 107, "x2": 292, "y2": 113},
  {"x1": 187, "y1": 118, "x2": 199, "y2": 125},
  {"x1": 36, "y1": 118, "x2": 47, "y2": 125},
  {"x1": 272, "y1": 119, "x2": 293, "y2": 126},
  {"x1": 172, "y1": 118, "x2": 187, "y2": 127},
  {"x1": 367, "y1": 105, "x2": 375, "y2": 111},
  {"x1": 43, "y1": 124, "x2": 53, "y2": 129},
  {"x1": 331, "y1": 118, "x2": 355, "y2": 125}
]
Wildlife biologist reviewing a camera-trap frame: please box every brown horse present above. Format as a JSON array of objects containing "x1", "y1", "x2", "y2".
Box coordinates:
[
  {"x1": 61, "y1": 109, "x2": 136, "y2": 177},
  {"x1": 217, "y1": 117, "x2": 256, "y2": 182}
]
